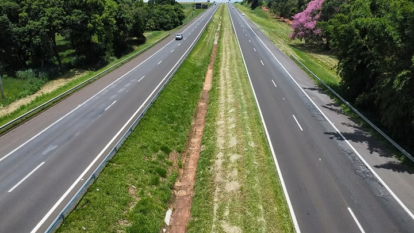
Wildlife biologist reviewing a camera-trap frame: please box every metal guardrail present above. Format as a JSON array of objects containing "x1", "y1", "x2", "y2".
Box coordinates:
[
  {"x1": 45, "y1": 7, "x2": 217, "y2": 233},
  {"x1": 0, "y1": 33, "x2": 171, "y2": 133},
  {"x1": 290, "y1": 54, "x2": 414, "y2": 163}
]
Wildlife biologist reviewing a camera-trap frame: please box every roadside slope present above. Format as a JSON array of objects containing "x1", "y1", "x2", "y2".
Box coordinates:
[{"x1": 188, "y1": 4, "x2": 294, "y2": 233}]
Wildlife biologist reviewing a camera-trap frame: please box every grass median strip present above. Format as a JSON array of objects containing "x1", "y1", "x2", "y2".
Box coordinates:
[
  {"x1": 188, "y1": 5, "x2": 294, "y2": 233},
  {"x1": 56, "y1": 6, "x2": 221, "y2": 233}
]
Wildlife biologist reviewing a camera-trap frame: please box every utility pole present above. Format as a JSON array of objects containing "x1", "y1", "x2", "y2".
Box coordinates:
[{"x1": 0, "y1": 74, "x2": 5, "y2": 100}]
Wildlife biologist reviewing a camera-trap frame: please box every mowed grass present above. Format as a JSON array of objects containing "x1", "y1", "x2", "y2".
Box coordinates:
[
  {"x1": 57, "y1": 5, "x2": 221, "y2": 233},
  {"x1": 188, "y1": 5, "x2": 294, "y2": 233},
  {"x1": 235, "y1": 4, "x2": 341, "y2": 91}
]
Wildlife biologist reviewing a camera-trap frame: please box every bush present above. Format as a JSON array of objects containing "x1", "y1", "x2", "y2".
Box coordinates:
[
  {"x1": 16, "y1": 69, "x2": 36, "y2": 80},
  {"x1": 15, "y1": 69, "x2": 48, "y2": 98}
]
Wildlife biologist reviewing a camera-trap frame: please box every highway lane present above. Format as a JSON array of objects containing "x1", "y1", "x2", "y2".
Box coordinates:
[
  {"x1": 0, "y1": 5, "x2": 218, "y2": 232},
  {"x1": 228, "y1": 4, "x2": 414, "y2": 233}
]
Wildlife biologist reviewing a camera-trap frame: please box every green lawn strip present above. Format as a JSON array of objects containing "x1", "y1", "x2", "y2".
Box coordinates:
[
  {"x1": 188, "y1": 5, "x2": 294, "y2": 233},
  {"x1": 182, "y1": 9, "x2": 205, "y2": 25},
  {"x1": 0, "y1": 9, "x2": 206, "y2": 133},
  {"x1": 56, "y1": 6, "x2": 221, "y2": 233}
]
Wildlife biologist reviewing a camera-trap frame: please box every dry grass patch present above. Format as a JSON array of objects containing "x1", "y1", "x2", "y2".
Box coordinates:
[{"x1": 188, "y1": 5, "x2": 294, "y2": 233}]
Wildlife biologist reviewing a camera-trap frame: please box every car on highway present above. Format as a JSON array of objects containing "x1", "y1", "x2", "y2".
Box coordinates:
[
  {"x1": 175, "y1": 33, "x2": 183, "y2": 40},
  {"x1": 242, "y1": 13, "x2": 245, "y2": 16}
]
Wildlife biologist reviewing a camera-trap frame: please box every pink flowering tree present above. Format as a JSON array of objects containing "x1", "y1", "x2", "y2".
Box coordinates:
[{"x1": 290, "y1": 0, "x2": 325, "y2": 43}]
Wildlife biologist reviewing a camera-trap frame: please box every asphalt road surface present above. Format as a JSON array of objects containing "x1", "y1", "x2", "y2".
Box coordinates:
[
  {"x1": 228, "y1": 4, "x2": 414, "y2": 233},
  {"x1": 0, "y1": 5, "x2": 218, "y2": 233}
]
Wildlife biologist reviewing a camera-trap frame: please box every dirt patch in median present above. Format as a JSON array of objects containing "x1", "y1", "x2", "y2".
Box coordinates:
[{"x1": 166, "y1": 15, "x2": 222, "y2": 233}]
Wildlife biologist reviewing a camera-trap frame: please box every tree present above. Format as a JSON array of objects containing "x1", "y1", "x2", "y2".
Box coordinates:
[
  {"x1": 20, "y1": 0, "x2": 67, "y2": 68},
  {"x1": 266, "y1": 0, "x2": 297, "y2": 18},
  {"x1": 325, "y1": 0, "x2": 414, "y2": 150},
  {"x1": 65, "y1": 0, "x2": 118, "y2": 65},
  {"x1": 289, "y1": 0, "x2": 324, "y2": 43},
  {"x1": 0, "y1": 0, "x2": 28, "y2": 71}
]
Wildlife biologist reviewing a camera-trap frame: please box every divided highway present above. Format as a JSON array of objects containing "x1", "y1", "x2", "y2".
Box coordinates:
[
  {"x1": 228, "y1": 4, "x2": 414, "y2": 233},
  {"x1": 0, "y1": 5, "x2": 218, "y2": 233}
]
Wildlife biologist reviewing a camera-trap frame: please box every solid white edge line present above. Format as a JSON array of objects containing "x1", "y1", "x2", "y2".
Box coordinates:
[
  {"x1": 228, "y1": 5, "x2": 301, "y2": 233},
  {"x1": 272, "y1": 79, "x2": 277, "y2": 87},
  {"x1": 0, "y1": 3, "x2": 211, "y2": 164},
  {"x1": 348, "y1": 207, "x2": 366, "y2": 233},
  {"x1": 8, "y1": 162, "x2": 45, "y2": 192},
  {"x1": 235, "y1": 4, "x2": 414, "y2": 221},
  {"x1": 292, "y1": 115, "x2": 303, "y2": 131},
  {"x1": 105, "y1": 101, "x2": 117, "y2": 111},
  {"x1": 30, "y1": 6, "x2": 218, "y2": 233},
  {"x1": 260, "y1": 60, "x2": 264, "y2": 66}
]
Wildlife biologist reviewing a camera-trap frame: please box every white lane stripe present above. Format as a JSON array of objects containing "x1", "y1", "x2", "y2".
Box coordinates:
[
  {"x1": 254, "y1": 48, "x2": 256, "y2": 51},
  {"x1": 249, "y1": 40, "x2": 251, "y2": 43},
  {"x1": 158, "y1": 60, "x2": 162, "y2": 65},
  {"x1": 237, "y1": 5, "x2": 414, "y2": 221},
  {"x1": 228, "y1": 6, "x2": 301, "y2": 233},
  {"x1": 171, "y1": 50, "x2": 174, "y2": 53},
  {"x1": 348, "y1": 208, "x2": 366, "y2": 233},
  {"x1": 272, "y1": 79, "x2": 277, "y2": 87},
  {"x1": 8, "y1": 162, "x2": 45, "y2": 192},
  {"x1": 0, "y1": 32, "x2": 177, "y2": 164},
  {"x1": 260, "y1": 60, "x2": 264, "y2": 66},
  {"x1": 292, "y1": 115, "x2": 303, "y2": 131},
  {"x1": 105, "y1": 101, "x2": 116, "y2": 111},
  {"x1": 30, "y1": 6, "x2": 219, "y2": 233},
  {"x1": 138, "y1": 76, "x2": 145, "y2": 82},
  {"x1": 178, "y1": 43, "x2": 181, "y2": 46},
  {"x1": 184, "y1": 38, "x2": 186, "y2": 40}
]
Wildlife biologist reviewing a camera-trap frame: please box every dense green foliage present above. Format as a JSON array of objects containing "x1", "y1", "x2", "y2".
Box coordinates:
[
  {"x1": 320, "y1": 0, "x2": 414, "y2": 150},
  {"x1": 0, "y1": 0, "x2": 185, "y2": 74},
  {"x1": 266, "y1": 0, "x2": 311, "y2": 17},
  {"x1": 242, "y1": 0, "x2": 311, "y2": 17}
]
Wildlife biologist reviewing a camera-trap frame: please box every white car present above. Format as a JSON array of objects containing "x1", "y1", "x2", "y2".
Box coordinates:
[
  {"x1": 242, "y1": 13, "x2": 245, "y2": 16},
  {"x1": 175, "y1": 33, "x2": 183, "y2": 40}
]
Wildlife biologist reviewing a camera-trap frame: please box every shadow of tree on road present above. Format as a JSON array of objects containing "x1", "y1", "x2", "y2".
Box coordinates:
[
  {"x1": 324, "y1": 126, "x2": 389, "y2": 158},
  {"x1": 374, "y1": 161, "x2": 414, "y2": 174}
]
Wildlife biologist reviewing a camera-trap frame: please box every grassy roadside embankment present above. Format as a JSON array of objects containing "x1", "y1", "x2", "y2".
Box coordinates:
[
  {"x1": 56, "y1": 5, "x2": 221, "y2": 233},
  {"x1": 188, "y1": 5, "x2": 294, "y2": 233},
  {"x1": 235, "y1": 4, "x2": 340, "y2": 91},
  {"x1": 0, "y1": 9, "x2": 206, "y2": 133}
]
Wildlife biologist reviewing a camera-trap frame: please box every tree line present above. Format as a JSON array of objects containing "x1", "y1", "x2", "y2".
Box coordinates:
[
  {"x1": 242, "y1": 0, "x2": 312, "y2": 18},
  {"x1": 0, "y1": 0, "x2": 185, "y2": 75},
  {"x1": 276, "y1": 0, "x2": 414, "y2": 152}
]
